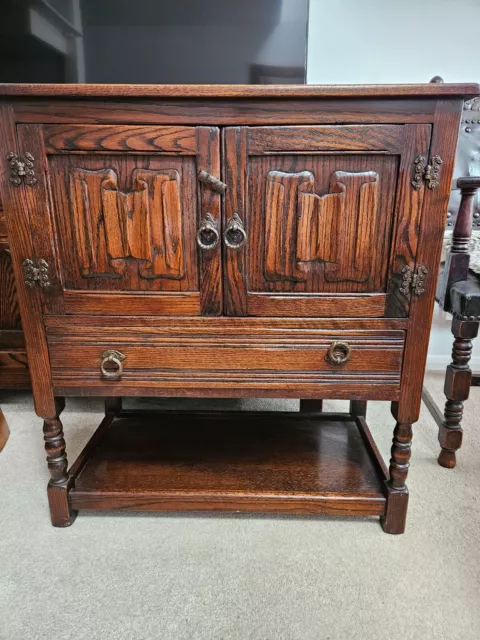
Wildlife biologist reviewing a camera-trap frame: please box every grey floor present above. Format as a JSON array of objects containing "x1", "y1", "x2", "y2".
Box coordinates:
[{"x1": 0, "y1": 373, "x2": 479, "y2": 640}]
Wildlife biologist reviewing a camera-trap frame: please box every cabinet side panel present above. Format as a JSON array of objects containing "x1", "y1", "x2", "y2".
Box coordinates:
[
  {"x1": 0, "y1": 104, "x2": 55, "y2": 415},
  {"x1": 394, "y1": 100, "x2": 464, "y2": 424}
]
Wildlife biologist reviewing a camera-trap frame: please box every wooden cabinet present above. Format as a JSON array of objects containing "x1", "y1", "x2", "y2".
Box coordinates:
[
  {"x1": 0, "y1": 82, "x2": 476, "y2": 532},
  {"x1": 0, "y1": 196, "x2": 30, "y2": 389}
]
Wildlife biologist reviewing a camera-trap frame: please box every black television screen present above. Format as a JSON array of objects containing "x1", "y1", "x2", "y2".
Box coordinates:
[{"x1": 0, "y1": 0, "x2": 309, "y2": 84}]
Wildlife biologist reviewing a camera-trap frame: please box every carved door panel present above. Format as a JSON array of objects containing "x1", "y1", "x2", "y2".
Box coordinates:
[
  {"x1": 223, "y1": 125, "x2": 432, "y2": 317},
  {"x1": 16, "y1": 124, "x2": 222, "y2": 316}
]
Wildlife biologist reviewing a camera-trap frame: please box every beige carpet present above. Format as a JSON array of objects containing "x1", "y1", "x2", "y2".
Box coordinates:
[{"x1": 0, "y1": 375, "x2": 479, "y2": 640}]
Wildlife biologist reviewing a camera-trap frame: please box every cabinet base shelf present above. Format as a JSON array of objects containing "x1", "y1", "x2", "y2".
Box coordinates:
[{"x1": 65, "y1": 410, "x2": 389, "y2": 521}]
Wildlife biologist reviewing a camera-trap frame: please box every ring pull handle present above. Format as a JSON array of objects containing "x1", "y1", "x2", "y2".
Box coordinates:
[
  {"x1": 100, "y1": 350, "x2": 126, "y2": 380},
  {"x1": 196, "y1": 213, "x2": 220, "y2": 250},
  {"x1": 325, "y1": 341, "x2": 351, "y2": 366},
  {"x1": 224, "y1": 213, "x2": 247, "y2": 250}
]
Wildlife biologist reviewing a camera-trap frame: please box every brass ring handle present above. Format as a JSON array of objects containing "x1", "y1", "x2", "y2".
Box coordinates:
[
  {"x1": 224, "y1": 213, "x2": 247, "y2": 250},
  {"x1": 197, "y1": 213, "x2": 220, "y2": 250},
  {"x1": 325, "y1": 341, "x2": 351, "y2": 366},
  {"x1": 100, "y1": 350, "x2": 126, "y2": 379}
]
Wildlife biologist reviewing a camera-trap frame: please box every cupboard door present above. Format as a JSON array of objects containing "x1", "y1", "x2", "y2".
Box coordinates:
[
  {"x1": 223, "y1": 125, "x2": 432, "y2": 317},
  {"x1": 16, "y1": 124, "x2": 222, "y2": 316}
]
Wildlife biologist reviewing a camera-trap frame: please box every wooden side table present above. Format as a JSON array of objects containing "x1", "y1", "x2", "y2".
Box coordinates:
[{"x1": 423, "y1": 177, "x2": 480, "y2": 467}]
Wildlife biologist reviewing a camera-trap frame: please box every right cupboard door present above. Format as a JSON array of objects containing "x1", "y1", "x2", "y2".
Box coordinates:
[{"x1": 223, "y1": 125, "x2": 432, "y2": 318}]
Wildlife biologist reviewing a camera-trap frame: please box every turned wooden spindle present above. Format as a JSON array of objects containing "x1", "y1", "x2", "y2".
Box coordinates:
[
  {"x1": 42, "y1": 398, "x2": 76, "y2": 526},
  {"x1": 438, "y1": 177, "x2": 480, "y2": 308},
  {"x1": 438, "y1": 319, "x2": 479, "y2": 468},
  {"x1": 388, "y1": 422, "x2": 413, "y2": 491},
  {"x1": 43, "y1": 397, "x2": 68, "y2": 484}
]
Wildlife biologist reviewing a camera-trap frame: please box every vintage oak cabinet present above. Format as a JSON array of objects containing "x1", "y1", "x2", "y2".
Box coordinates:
[{"x1": 0, "y1": 83, "x2": 477, "y2": 533}]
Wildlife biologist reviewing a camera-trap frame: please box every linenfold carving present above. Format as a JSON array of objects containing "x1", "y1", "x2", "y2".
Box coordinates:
[
  {"x1": 264, "y1": 169, "x2": 379, "y2": 283},
  {"x1": 70, "y1": 168, "x2": 184, "y2": 280}
]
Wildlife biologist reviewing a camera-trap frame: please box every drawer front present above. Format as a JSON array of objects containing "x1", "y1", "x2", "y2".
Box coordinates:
[{"x1": 46, "y1": 319, "x2": 405, "y2": 400}]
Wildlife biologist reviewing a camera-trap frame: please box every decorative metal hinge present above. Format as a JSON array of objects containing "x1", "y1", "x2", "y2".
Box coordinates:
[
  {"x1": 399, "y1": 264, "x2": 428, "y2": 296},
  {"x1": 411, "y1": 155, "x2": 443, "y2": 190},
  {"x1": 7, "y1": 152, "x2": 37, "y2": 186},
  {"x1": 22, "y1": 259, "x2": 50, "y2": 289}
]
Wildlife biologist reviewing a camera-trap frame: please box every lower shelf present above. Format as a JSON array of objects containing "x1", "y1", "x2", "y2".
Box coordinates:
[{"x1": 68, "y1": 411, "x2": 388, "y2": 518}]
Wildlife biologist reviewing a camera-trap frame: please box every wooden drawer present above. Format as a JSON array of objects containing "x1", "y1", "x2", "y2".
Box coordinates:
[{"x1": 46, "y1": 318, "x2": 406, "y2": 400}]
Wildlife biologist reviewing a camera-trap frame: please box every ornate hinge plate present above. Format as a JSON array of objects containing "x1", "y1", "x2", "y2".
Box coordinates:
[
  {"x1": 398, "y1": 264, "x2": 428, "y2": 297},
  {"x1": 22, "y1": 259, "x2": 50, "y2": 289},
  {"x1": 7, "y1": 152, "x2": 37, "y2": 187},
  {"x1": 411, "y1": 155, "x2": 442, "y2": 190}
]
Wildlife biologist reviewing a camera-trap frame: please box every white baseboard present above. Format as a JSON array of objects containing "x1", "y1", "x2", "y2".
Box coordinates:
[{"x1": 426, "y1": 354, "x2": 480, "y2": 371}]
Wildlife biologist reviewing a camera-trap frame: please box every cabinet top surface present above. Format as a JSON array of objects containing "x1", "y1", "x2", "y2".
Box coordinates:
[{"x1": 0, "y1": 83, "x2": 478, "y2": 99}]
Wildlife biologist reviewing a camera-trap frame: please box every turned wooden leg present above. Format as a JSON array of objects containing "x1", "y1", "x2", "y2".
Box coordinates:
[
  {"x1": 105, "y1": 396, "x2": 122, "y2": 416},
  {"x1": 43, "y1": 398, "x2": 76, "y2": 527},
  {"x1": 300, "y1": 399, "x2": 323, "y2": 413},
  {"x1": 350, "y1": 400, "x2": 367, "y2": 418},
  {"x1": 0, "y1": 408, "x2": 10, "y2": 452},
  {"x1": 381, "y1": 415, "x2": 413, "y2": 534},
  {"x1": 438, "y1": 318, "x2": 479, "y2": 469}
]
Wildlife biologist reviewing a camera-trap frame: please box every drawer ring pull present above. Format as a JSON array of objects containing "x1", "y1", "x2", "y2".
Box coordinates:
[
  {"x1": 224, "y1": 213, "x2": 247, "y2": 250},
  {"x1": 325, "y1": 341, "x2": 351, "y2": 366},
  {"x1": 197, "y1": 213, "x2": 220, "y2": 250},
  {"x1": 100, "y1": 350, "x2": 126, "y2": 379}
]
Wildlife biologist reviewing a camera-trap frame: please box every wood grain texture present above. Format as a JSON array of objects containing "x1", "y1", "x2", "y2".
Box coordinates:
[
  {"x1": 48, "y1": 154, "x2": 197, "y2": 294},
  {"x1": 393, "y1": 100, "x2": 464, "y2": 425},
  {"x1": 196, "y1": 127, "x2": 222, "y2": 315},
  {"x1": 223, "y1": 127, "x2": 248, "y2": 315},
  {"x1": 63, "y1": 291, "x2": 200, "y2": 316},
  {"x1": 0, "y1": 247, "x2": 22, "y2": 330},
  {"x1": 69, "y1": 411, "x2": 387, "y2": 517},
  {"x1": 1, "y1": 82, "x2": 477, "y2": 98},
  {"x1": 13, "y1": 99, "x2": 440, "y2": 126},
  {"x1": 246, "y1": 293, "x2": 387, "y2": 317},
  {"x1": 0, "y1": 106, "x2": 55, "y2": 416},
  {"x1": 47, "y1": 325, "x2": 404, "y2": 397},
  {"x1": 385, "y1": 124, "x2": 431, "y2": 316},
  {"x1": 248, "y1": 125, "x2": 404, "y2": 154},
  {"x1": 247, "y1": 151, "x2": 398, "y2": 300},
  {"x1": 44, "y1": 125, "x2": 197, "y2": 154},
  {"x1": 43, "y1": 315, "x2": 409, "y2": 331}
]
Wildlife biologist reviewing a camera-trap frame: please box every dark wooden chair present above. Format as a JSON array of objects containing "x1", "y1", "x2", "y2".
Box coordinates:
[{"x1": 422, "y1": 176, "x2": 480, "y2": 468}]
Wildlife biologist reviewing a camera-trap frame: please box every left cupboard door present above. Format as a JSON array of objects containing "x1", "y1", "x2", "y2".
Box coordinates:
[{"x1": 15, "y1": 124, "x2": 223, "y2": 317}]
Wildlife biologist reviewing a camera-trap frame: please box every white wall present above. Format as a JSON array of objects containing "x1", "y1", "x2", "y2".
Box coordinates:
[{"x1": 307, "y1": 0, "x2": 480, "y2": 84}]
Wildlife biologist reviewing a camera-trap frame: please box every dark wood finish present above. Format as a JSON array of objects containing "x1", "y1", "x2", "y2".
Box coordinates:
[
  {"x1": 438, "y1": 318, "x2": 478, "y2": 468},
  {"x1": 0, "y1": 105, "x2": 52, "y2": 413},
  {"x1": 0, "y1": 197, "x2": 30, "y2": 389},
  {"x1": 437, "y1": 176, "x2": 480, "y2": 308},
  {"x1": 300, "y1": 400, "x2": 323, "y2": 413},
  {"x1": 1, "y1": 83, "x2": 477, "y2": 98},
  {"x1": 223, "y1": 124, "x2": 430, "y2": 319},
  {"x1": 350, "y1": 401, "x2": 367, "y2": 418},
  {"x1": 68, "y1": 411, "x2": 387, "y2": 517},
  {"x1": 0, "y1": 83, "x2": 473, "y2": 531},
  {"x1": 423, "y1": 176, "x2": 480, "y2": 467},
  {"x1": 46, "y1": 325, "x2": 405, "y2": 397},
  {"x1": 0, "y1": 408, "x2": 9, "y2": 452}
]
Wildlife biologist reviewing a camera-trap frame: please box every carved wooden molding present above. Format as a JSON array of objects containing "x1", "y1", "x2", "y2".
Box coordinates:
[
  {"x1": 70, "y1": 168, "x2": 185, "y2": 280},
  {"x1": 264, "y1": 169, "x2": 379, "y2": 283}
]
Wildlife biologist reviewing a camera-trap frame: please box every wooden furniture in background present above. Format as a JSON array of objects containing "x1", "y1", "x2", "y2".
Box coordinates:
[
  {"x1": 0, "y1": 195, "x2": 30, "y2": 389},
  {"x1": 0, "y1": 82, "x2": 476, "y2": 533},
  {"x1": 423, "y1": 176, "x2": 480, "y2": 468},
  {"x1": 0, "y1": 408, "x2": 9, "y2": 451}
]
